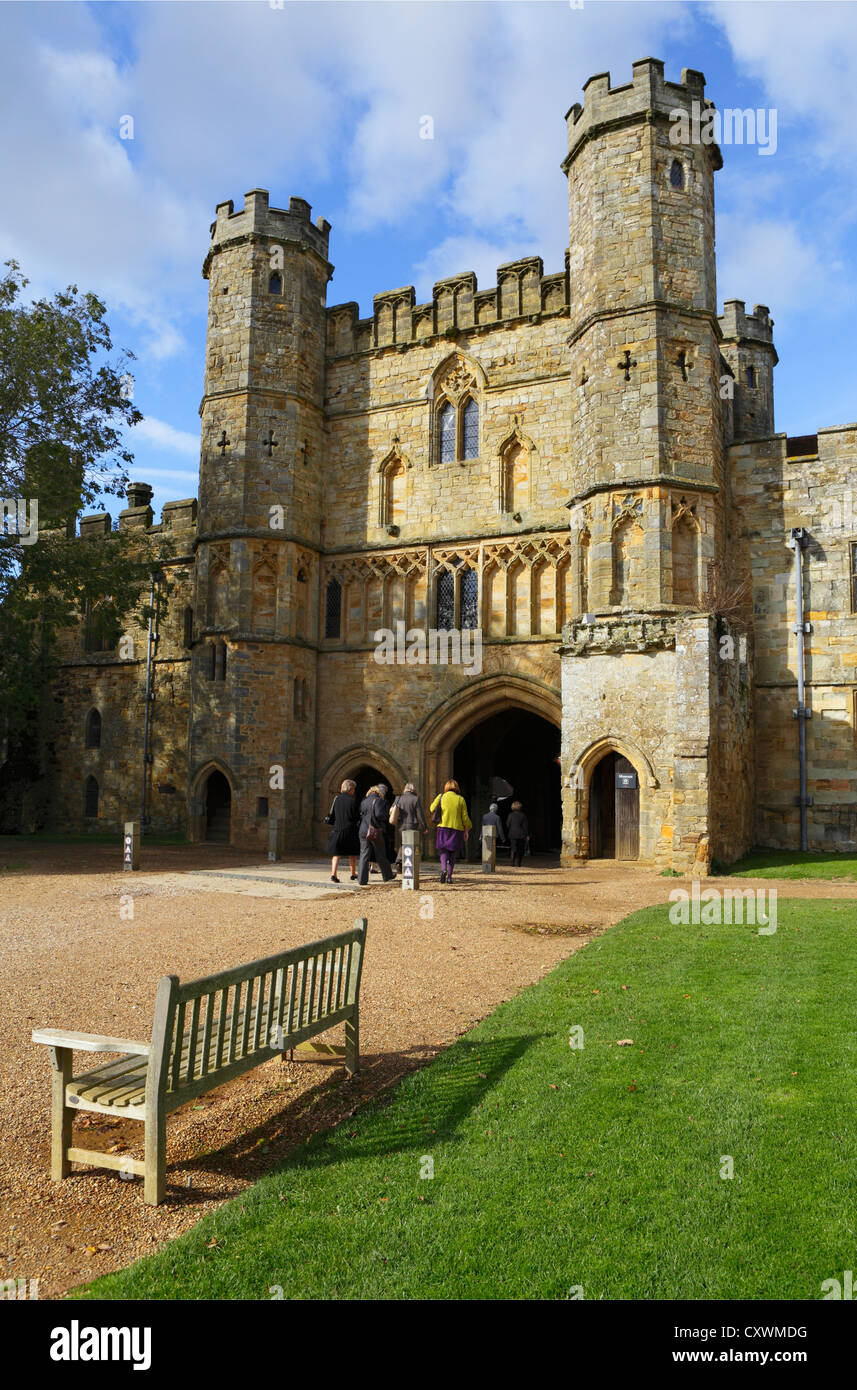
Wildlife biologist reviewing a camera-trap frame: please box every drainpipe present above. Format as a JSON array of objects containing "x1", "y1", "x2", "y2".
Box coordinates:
[
  {"x1": 789, "y1": 528, "x2": 811, "y2": 851},
  {"x1": 141, "y1": 572, "x2": 157, "y2": 834}
]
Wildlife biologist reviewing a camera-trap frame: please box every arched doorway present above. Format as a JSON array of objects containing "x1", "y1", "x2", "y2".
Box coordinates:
[
  {"x1": 204, "y1": 770, "x2": 232, "y2": 843},
  {"x1": 349, "y1": 763, "x2": 391, "y2": 806},
  {"x1": 453, "y1": 709, "x2": 561, "y2": 858},
  {"x1": 588, "y1": 751, "x2": 639, "y2": 859}
]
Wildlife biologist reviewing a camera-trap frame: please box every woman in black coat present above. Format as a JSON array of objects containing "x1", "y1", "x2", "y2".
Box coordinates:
[{"x1": 326, "y1": 779, "x2": 360, "y2": 882}]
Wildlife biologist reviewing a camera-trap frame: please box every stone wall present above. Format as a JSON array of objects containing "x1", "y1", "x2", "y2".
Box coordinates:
[{"x1": 733, "y1": 427, "x2": 857, "y2": 850}]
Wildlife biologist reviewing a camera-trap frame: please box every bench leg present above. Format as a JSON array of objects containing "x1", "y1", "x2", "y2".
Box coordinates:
[
  {"x1": 345, "y1": 1007, "x2": 359, "y2": 1075},
  {"x1": 50, "y1": 1048, "x2": 73, "y2": 1181},
  {"x1": 144, "y1": 1102, "x2": 166, "y2": 1205}
]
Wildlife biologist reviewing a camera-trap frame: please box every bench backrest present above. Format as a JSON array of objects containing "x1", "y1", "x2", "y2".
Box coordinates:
[{"x1": 145, "y1": 917, "x2": 367, "y2": 1104}]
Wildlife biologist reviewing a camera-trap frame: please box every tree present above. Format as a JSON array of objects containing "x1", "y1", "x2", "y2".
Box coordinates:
[{"x1": 0, "y1": 261, "x2": 167, "y2": 821}]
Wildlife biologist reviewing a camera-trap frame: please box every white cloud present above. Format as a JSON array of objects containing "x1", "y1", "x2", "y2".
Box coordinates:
[
  {"x1": 716, "y1": 215, "x2": 839, "y2": 322},
  {"x1": 708, "y1": 0, "x2": 857, "y2": 164},
  {"x1": 131, "y1": 417, "x2": 199, "y2": 459}
]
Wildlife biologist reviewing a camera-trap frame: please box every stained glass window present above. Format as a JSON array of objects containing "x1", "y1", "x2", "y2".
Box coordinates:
[
  {"x1": 436, "y1": 569, "x2": 455, "y2": 629},
  {"x1": 325, "y1": 578, "x2": 342, "y2": 639},
  {"x1": 669, "y1": 158, "x2": 684, "y2": 190},
  {"x1": 462, "y1": 398, "x2": 479, "y2": 459},
  {"x1": 460, "y1": 567, "x2": 479, "y2": 629},
  {"x1": 439, "y1": 403, "x2": 455, "y2": 463}
]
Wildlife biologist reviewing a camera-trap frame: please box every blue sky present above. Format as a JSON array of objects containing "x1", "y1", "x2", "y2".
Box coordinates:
[{"x1": 2, "y1": 0, "x2": 856, "y2": 521}]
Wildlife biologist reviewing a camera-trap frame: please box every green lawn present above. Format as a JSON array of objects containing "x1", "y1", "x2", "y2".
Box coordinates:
[
  {"x1": 74, "y1": 900, "x2": 857, "y2": 1301},
  {"x1": 719, "y1": 849, "x2": 857, "y2": 881}
]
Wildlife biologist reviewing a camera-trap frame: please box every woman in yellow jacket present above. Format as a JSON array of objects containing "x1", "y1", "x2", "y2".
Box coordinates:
[{"x1": 430, "y1": 779, "x2": 472, "y2": 884}]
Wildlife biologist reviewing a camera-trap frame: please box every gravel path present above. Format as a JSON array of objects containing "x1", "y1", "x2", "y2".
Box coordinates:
[{"x1": 2, "y1": 840, "x2": 854, "y2": 1299}]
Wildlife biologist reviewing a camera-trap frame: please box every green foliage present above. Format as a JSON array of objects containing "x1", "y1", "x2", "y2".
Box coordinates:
[
  {"x1": 76, "y1": 900, "x2": 857, "y2": 1301},
  {"x1": 0, "y1": 261, "x2": 167, "y2": 765}
]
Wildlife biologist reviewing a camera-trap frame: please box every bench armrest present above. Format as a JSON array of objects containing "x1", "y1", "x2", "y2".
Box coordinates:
[{"x1": 31, "y1": 1028, "x2": 150, "y2": 1057}]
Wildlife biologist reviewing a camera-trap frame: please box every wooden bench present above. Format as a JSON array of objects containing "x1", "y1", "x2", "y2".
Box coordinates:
[{"x1": 32, "y1": 917, "x2": 367, "y2": 1205}]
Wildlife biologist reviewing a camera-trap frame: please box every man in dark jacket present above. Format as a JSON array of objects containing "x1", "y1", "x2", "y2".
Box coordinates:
[
  {"x1": 392, "y1": 782, "x2": 428, "y2": 868},
  {"x1": 506, "y1": 801, "x2": 530, "y2": 867},
  {"x1": 358, "y1": 784, "x2": 396, "y2": 885}
]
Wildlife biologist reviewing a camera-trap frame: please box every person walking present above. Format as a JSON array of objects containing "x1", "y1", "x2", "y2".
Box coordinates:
[
  {"x1": 429, "y1": 779, "x2": 472, "y2": 884},
  {"x1": 325, "y1": 778, "x2": 359, "y2": 883},
  {"x1": 357, "y1": 782, "x2": 396, "y2": 885},
  {"x1": 392, "y1": 782, "x2": 428, "y2": 867},
  {"x1": 480, "y1": 801, "x2": 505, "y2": 846},
  {"x1": 506, "y1": 800, "x2": 530, "y2": 867}
]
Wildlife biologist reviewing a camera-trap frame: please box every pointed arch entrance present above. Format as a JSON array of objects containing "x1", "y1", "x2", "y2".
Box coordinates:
[
  {"x1": 420, "y1": 675, "x2": 562, "y2": 858},
  {"x1": 189, "y1": 761, "x2": 235, "y2": 844},
  {"x1": 566, "y1": 737, "x2": 654, "y2": 862}
]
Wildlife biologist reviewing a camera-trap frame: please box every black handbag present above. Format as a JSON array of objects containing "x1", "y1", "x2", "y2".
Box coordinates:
[{"x1": 323, "y1": 799, "x2": 336, "y2": 826}]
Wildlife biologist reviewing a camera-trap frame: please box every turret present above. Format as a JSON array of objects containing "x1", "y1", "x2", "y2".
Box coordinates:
[
  {"x1": 198, "y1": 189, "x2": 331, "y2": 540},
  {"x1": 719, "y1": 300, "x2": 777, "y2": 441},
  {"x1": 563, "y1": 59, "x2": 723, "y2": 612}
]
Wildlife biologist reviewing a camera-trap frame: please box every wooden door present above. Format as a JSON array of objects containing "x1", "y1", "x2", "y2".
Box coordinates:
[{"x1": 614, "y1": 756, "x2": 639, "y2": 859}]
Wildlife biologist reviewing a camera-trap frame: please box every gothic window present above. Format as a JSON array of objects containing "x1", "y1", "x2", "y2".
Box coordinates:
[
  {"x1": 183, "y1": 606, "x2": 194, "y2": 649},
  {"x1": 460, "y1": 567, "x2": 479, "y2": 629},
  {"x1": 746, "y1": 365, "x2": 756, "y2": 389},
  {"x1": 439, "y1": 402, "x2": 456, "y2": 464},
  {"x1": 215, "y1": 641, "x2": 227, "y2": 680},
  {"x1": 672, "y1": 516, "x2": 698, "y2": 605},
  {"x1": 84, "y1": 708, "x2": 102, "y2": 749},
  {"x1": 436, "y1": 569, "x2": 455, "y2": 629},
  {"x1": 84, "y1": 775, "x2": 99, "y2": 819},
  {"x1": 324, "y1": 578, "x2": 342, "y2": 639},
  {"x1": 268, "y1": 272, "x2": 282, "y2": 295},
  {"x1": 669, "y1": 158, "x2": 684, "y2": 190},
  {"x1": 461, "y1": 398, "x2": 479, "y2": 460}
]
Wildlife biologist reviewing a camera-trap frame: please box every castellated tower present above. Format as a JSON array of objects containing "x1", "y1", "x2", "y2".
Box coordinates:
[
  {"x1": 560, "y1": 59, "x2": 754, "y2": 874},
  {"x1": 564, "y1": 58, "x2": 723, "y2": 611},
  {"x1": 719, "y1": 300, "x2": 777, "y2": 442},
  {"x1": 191, "y1": 190, "x2": 332, "y2": 848}
]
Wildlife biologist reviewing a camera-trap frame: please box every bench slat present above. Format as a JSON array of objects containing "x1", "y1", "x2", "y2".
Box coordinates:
[{"x1": 32, "y1": 1029, "x2": 150, "y2": 1056}]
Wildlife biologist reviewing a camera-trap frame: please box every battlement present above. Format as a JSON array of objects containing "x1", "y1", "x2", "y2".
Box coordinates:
[
  {"x1": 73, "y1": 485, "x2": 198, "y2": 542},
  {"x1": 719, "y1": 299, "x2": 775, "y2": 346},
  {"x1": 325, "y1": 253, "x2": 568, "y2": 357},
  {"x1": 203, "y1": 189, "x2": 331, "y2": 276},
  {"x1": 563, "y1": 57, "x2": 719, "y2": 170}
]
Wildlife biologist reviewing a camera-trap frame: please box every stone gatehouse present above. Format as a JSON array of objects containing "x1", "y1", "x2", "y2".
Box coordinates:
[{"x1": 34, "y1": 58, "x2": 857, "y2": 870}]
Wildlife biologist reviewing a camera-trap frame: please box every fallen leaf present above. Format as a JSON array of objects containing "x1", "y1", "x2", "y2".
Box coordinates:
[{"x1": 616, "y1": 1039, "x2": 634, "y2": 1046}]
